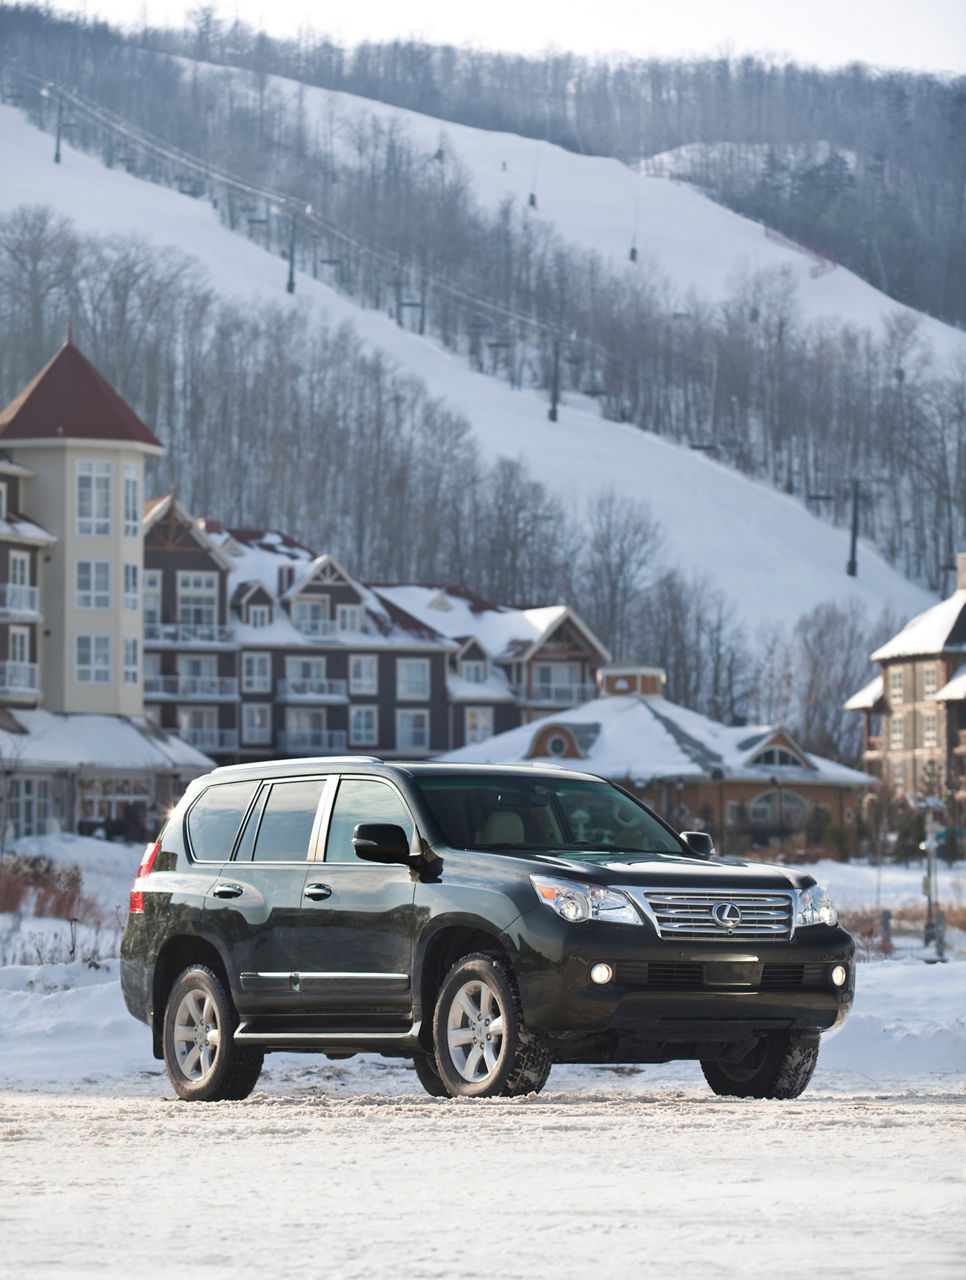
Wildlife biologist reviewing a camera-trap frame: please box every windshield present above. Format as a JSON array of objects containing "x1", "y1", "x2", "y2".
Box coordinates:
[{"x1": 413, "y1": 774, "x2": 683, "y2": 856}]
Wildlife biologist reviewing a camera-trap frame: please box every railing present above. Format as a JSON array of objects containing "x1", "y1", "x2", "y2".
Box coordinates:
[
  {"x1": 143, "y1": 675, "x2": 239, "y2": 699},
  {"x1": 0, "y1": 661, "x2": 39, "y2": 695},
  {"x1": 516, "y1": 682, "x2": 598, "y2": 706},
  {"x1": 294, "y1": 619, "x2": 338, "y2": 638},
  {"x1": 178, "y1": 727, "x2": 239, "y2": 752},
  {"x1": 0, "y1": 582, "x2": 39, "y2": 614},
  {"x1": 277, "y1": 729, "x2": 348, "y2": 753},
  {"x1": 865, "y1": 735, "x2": 884, "y2": 754},
  {"x1": 144, "y1": 622, "x2": 236, "y2": 646},
  {"x1": 277, "y1": 678, "x2": 348, "y2": 701}
]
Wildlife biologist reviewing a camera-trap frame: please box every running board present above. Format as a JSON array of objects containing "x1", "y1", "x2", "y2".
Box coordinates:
[{"x1": 234, "y1": 1021, "x2": 422, "y2": 1052}]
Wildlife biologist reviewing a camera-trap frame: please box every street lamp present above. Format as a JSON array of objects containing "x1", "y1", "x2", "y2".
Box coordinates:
[{"x1": 770, "y1": 775, "x2": 784, "y2": 852}]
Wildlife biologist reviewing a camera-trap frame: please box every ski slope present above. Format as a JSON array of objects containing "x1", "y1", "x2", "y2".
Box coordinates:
[{"x1": 0, "y1": 101, "x2": 937, "y2": 632}]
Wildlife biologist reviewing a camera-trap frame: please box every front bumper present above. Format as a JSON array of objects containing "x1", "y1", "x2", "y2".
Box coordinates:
[{"x1": 505, "y1": 908, "x2": 854, "y2": 1056}]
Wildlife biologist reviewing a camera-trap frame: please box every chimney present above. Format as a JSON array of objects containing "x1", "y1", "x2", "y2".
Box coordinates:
[{"x1": 958, "y1": 552, "x2": 966, "y2": 591}]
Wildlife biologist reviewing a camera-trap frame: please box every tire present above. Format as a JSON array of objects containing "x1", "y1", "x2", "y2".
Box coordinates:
[
  {"x1": 701, "y1": 1034, "x2": 819, "y2": 1100},
  {"x1": 162, "y1": 965, "x2": 264, "y2": 1102},
  {"x1": 432, "y1": 951, "x2": 551, "y2": 1099},
  {"x1": 412, "y1": 1053, "x2": 449, "y2": 1098}
]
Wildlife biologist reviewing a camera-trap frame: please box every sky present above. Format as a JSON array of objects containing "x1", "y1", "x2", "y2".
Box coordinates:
[{"x1": 53, "y1": 1, "x2": 966, "y2": 73}]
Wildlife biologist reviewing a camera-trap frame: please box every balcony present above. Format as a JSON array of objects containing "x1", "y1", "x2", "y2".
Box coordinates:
[
  {"x1": 516, "y1": 681, "x2": 598, "y2": 707},
  {"x1": 144, "y1": 622, "x2": 236, "y2": 648},
  {"x1": 143, "y1": 675, "x2": 239, "y2": 700},
  {"x1": 865, "y1": 735, "x2": 884, "y2": 758},
  {"x1": 179, "y1": 727, "x2": 239, "y2": 753},
  {"x1": 277, "y1": 729, "x2": 348, "y2": 754},
  {"x1": 294, "y1": 619, "x2": 338, "y2": 638},
  {"x1": 0, "y1": 582, "x2": 39, "y2": 616},
  {"x1": 954, "y1": 730, "x2": 966, "y2": 757},
  {"x1": 0, "y1": 661, "x2": 39, "y2": 700},
  {"x1": 277, "y1": 678, "x2": 348, "y2": 703}
]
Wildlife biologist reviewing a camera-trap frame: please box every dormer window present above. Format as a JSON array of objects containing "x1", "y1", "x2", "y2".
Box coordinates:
[
  {"x1": 462, "y1": 660, "x2": 487, "y2": 683},
  {"x1": 278, "y1": 565, "x2": 296, "y2": 596},
  {"x1": 249, "y1": 604, "x2": 271, "y2": 628},
  {"x1": 750, "y1": 747, "x2": 803, "y2": 768},
  {"x1": 337, "y1": 604, "x2": 362, "y2": 633}
]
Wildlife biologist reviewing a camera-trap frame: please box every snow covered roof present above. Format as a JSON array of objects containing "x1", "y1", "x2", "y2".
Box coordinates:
[
  {"x1": 143, "y1": 494, "x2": 235, "y2": 571},
  {"x1": 438, "y1": 695, "x2": 876, "y2": 788},
  {"x1": 369, "y1": 585, "x2": 610, "y2": 663},
  {"x1": 844, "y1": 674, "x2": 885, "y2": 711},
  {"x1": 871, "y1": 590, "x2": 966, "y2": 661},
  {"x1": 934, "y1": 664, "x2": 966, "y2": 703},
  {"x1": 0, "y1": 511, "x2": 56, "y2": 546},
  {"x1": 0, "y1": 710, "x2": 214, "y2": 772},
  {"x1": 0, "y1": 340, "x2": 163, "y2": 451}
]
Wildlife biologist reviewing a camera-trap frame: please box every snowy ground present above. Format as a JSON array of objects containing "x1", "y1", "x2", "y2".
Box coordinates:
[{"x1": 1, "y1": 836, "x2": 963, "y2": 1276}]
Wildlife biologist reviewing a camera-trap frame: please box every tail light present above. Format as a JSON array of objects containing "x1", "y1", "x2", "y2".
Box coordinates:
[{"x1": 129, "y1": 841, "x2": 160, "y2": 913}]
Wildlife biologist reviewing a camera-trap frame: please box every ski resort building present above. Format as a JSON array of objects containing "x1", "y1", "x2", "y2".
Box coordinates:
[{"x1": 845, "y1": 555, "x2": 966, "y2": 812}]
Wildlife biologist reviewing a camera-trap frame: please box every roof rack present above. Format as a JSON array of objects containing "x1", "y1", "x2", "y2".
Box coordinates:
[{"x1": 210, "y1": 755, "x2": 383, "y2": 773}]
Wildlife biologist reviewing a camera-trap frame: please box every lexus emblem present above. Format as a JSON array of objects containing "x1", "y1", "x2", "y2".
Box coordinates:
[{"x1": 712, "y1": 902, "x2": 742, "y2": 931}]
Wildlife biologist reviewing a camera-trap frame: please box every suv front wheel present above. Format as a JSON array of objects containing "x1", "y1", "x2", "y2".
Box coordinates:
[
  {"x1": 162, "y1": 965, "x2": 264, "y2": 1102},
  {"x1": 700, "y1": 1033, "x2": 820, "y2": 1099},
  {"x1": 432, "y1": 952, "x2": 551, "y2": 1098}
]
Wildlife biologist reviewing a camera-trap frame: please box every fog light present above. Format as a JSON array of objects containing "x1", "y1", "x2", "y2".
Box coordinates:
[
  {"x1": 831, "y1": 965, "x2": 848, "y2": 987},
  {"x1": 590, "y1": 963, "x2": 614, "y2": 985}
]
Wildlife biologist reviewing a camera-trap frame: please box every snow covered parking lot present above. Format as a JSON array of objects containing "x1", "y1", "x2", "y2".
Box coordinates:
[{"x1": 1, "y1": 841, "x2": 964, "y2": 1277}]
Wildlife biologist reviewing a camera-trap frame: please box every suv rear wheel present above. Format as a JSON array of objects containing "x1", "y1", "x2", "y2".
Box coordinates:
[
  {"x1": 162, "y1": 965, "x2": 264, "y2": 1102},
  {"x1": 700, "y1": 1034, "x2": 819, "y2": 1099},
  {"x1": 432, "y1": 952, "x2": 551, "y2": 1099}
]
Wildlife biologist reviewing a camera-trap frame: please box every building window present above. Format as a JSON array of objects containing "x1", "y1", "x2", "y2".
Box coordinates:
[
  {"x1": 337, "y1": 604, "x2": 362, "y2": 632},
  {"x1": 76, "y1": 635, "x2": 110, "y2": 684},
  {"x1": 123, "y1": 463, "x2": 140, "y2": 538},
  {"x1": 177, "y1": 654, "x2": 216, "y2": 679},
  {"x1": 349, "y1": 654, "x2": 377, "y2": 695},
  {"x1": 242, "y1": 652, "x2": 272, "y2": 693},
  {"x1": 888, "y1": 666, "x2": 904, "y2": 705},
  {"x1": 177, "y1": 571, "x2": 218, "y2": 626},
  {"x1": 750, "y1": 747, "x2": 802, "y2": 768},
  {"x1": 242, "y1": 703, "x2": 272, "y2": 744},
  {"x1": 891, "y1": 760, "x2": 905, "y2": 789},
  {"x1": 143, "y1": 569, "x2": 161, "y2": 625},
  {"x1": 465, "y1": 706, "x2": 493, "y2": 743},
  {"x1": 76, "y1": 560, "x2": 111, "y2": 609},
  {"x1": 0, "y1": 482, "x2": 6, "y2": 521},
  {"x1": 546, "y1": 733, "x2": 569, "y2": 757},
  {"x1": 397, "y1": 657, "x2": 430, "y2": 700},
  {"x1": 923, "y1": 664, "x2": 938, "y2": 697},
  {"x1": 9, "y1": 626, "x2": 29, "y2": 665},
  {"x1": 76, "y1": 460, "x2": 112, "y2": 536},
  {"x1": 294, "y1": 598, "x2": 328, "y2": 634},
  {"x1": 9, "y1": 551, "x2": 29, "y2": 587},
  {"x1": 397, "y1": 708, "x2": 429, "y2": 750},
  {"x1": 123, "y1": 564, "x2": 139, "y2": 612},
  {"x1": 5, "y1": 777, "x2": 49, "y2": 839},
  {"x1": 890, "y1": 715, "x2": 904, "y2": 750},
  {"x1": 350, "y1": 705, "x2": 378, "y2": 746},
  {"x1": 462, "y1": 660, "x2": 487, "y2": 683},
  {"x1": 248, "y1": 604, "x2": 271, "y2": 628},
  {"x1": 123, "y1": 636, "x2": 139, "y2": 685},
  {"x1": 923, "y1": 713, "x2": 938, "y2": 748}
]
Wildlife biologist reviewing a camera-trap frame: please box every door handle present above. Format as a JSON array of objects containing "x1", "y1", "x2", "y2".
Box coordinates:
[
  {"x1": 212, "y1": 883, "x2": 244, "y2": 899},
  {"x1": 303, "y1": 883, "x2": 333, "y2": 901}
]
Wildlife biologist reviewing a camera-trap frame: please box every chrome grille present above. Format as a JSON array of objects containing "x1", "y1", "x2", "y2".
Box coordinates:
[{"x1": 622, "y1": 887, "x2": 794, "y2": 940}]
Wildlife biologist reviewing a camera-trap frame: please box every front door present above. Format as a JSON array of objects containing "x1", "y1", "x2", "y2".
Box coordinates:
[{"x1": 297, "y1": 776, "x2": 418, "y2": 1024}]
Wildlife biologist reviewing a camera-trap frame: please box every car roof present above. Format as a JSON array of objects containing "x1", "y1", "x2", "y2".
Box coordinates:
[{"x1": 203, "y1": 756, "x2": 604, "y2": 785}]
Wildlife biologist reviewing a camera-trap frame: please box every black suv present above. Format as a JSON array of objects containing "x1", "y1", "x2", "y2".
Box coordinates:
[{"x1": 121, "y1": 758, "x2": 853, "y2": 1102}]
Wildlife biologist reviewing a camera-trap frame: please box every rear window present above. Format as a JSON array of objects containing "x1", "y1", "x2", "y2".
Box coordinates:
[{"x1": 186, "y1": 781, "x2": 259, "y2": 862}]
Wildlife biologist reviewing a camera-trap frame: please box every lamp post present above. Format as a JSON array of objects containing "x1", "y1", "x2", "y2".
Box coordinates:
[
  {"x1": 771, "y1": 775, "x2": 784, "y2": 853},
  {"x1": 710, "y1": 767, "x2": 725, "y2": 857}
]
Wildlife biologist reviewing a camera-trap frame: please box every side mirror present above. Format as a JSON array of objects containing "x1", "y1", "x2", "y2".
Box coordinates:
[
  {"x1": 352, "y1": 822, "x2": 412, "y2": 865},
  {"x1": 681, "y1": 830, "x2": 714, "y2": 859}
]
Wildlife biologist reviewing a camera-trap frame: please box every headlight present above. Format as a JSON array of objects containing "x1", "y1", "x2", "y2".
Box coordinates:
[
  {"x1": 530, "y1": 875, "x2": 642, "y2": 926},
  {"x1": 795, "y1": 885, "x2": 838, "y2": 927}
]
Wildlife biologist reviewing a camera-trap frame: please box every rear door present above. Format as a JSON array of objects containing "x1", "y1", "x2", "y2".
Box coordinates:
[
  {"x1": 297, "y1": 775, "x2": 418, "y2": 1023},
  {"x1": 204, "y1": 775, "x2": 331, "y2": 1017}
]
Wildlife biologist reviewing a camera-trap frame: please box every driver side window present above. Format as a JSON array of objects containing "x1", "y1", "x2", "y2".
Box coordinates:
[{"x1": 324, "y1": 778, "x2": 415, "y2": 863}]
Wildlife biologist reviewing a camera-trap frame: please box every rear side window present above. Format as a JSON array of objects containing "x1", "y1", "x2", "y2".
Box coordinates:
[
  {"x1": 251, "y1": 779, "x2": 326, "y2": 862},
  {"x1": 186, "y1": 781, "x2": 259, "y2": 862}
]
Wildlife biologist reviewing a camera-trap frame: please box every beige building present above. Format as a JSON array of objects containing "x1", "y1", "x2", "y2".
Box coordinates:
[{"x1": 0, "y1": 340, "x2": 164, "y2": 714}]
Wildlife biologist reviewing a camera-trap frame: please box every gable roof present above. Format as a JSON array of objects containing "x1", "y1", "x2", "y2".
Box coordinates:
[
  {"x1": 871, "y1": 589, "x2": 966, "y2": 661},
  {"x1": 143, "y1": 493, "x2": 235, "y2": 571},
  {"x1": 0, "y1": 341, "x2": 163, "y2": 450},
  {"x1": 437, "y1": 694, "x2": 874, "y2": 788}
]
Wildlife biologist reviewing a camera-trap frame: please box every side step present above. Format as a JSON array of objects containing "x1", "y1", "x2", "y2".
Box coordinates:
[{"x1": 234, "y1": 1020, "x2": 423, "y2": 1053}]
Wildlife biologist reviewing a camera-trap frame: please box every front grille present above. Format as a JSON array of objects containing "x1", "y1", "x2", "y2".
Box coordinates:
[
  {"x1": 623, "y1": 887, "x2": 795, "y2": 940},
  {"x1": 761, "y1": 963, "x2": 827, "y2": 989},
  {"x1": 615, "y1": 961, "x2": 703, "y2": 987},
  {"x1": 612, "y1": 961, "x2": 827, "y2": 990}
]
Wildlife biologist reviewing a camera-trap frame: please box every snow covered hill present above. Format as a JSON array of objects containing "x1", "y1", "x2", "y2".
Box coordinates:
[{"x1": 0, "y1": 100, "x2": 938, "y2": 632}]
